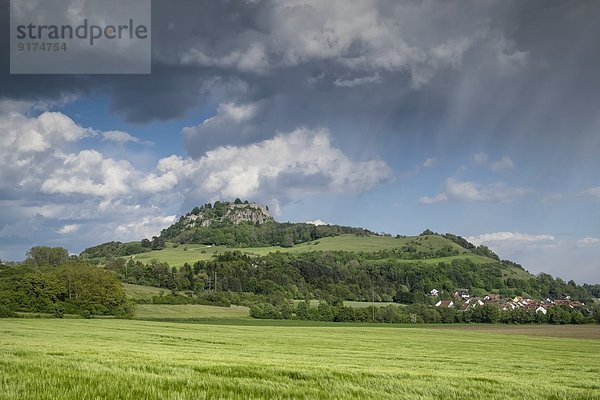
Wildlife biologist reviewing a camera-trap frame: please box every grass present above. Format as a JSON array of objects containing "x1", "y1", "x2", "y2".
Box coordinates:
[
  {"x1": 432, "y1": 324, "x2": 600, "y2": 340},
  {"x1": 135, "y1": 304, "x2": 250, "y2": 320},
  {"x1": 122, "y1": 283, "x2": 166, "y2": 300},
  {"x1": 124, "y1": 234, "x2": 482, "y2": 268},
  {"x1": 0, "y1": 319, "x2": 599, "y2": 399}
]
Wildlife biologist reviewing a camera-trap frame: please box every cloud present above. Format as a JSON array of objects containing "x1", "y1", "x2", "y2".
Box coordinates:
[
  {"x1": 333, "y1": 74, "x2": 382, "y2": 88},
  {"x1": 418, "y1": 193, "x2": 448, "y2": 205},
  {"x1": 0, "y1": 102, "x2": 391, "y2": 259},
  {"x1": 307, "y1": 219, "x2": 327, "y2": 226},
  {"x1": 137, "y1": 172, "x2": 179, "y2": 194},
  {"x1": 490, "y1": 156, "x2": 515, "y2": 172},
  {"x1": 0, "y1": 108, "x2": 91, "y2": 157},
  {"x1": 542, "y1": 193, "x2": 565, "y2": 205},
  {"x1": 577, "y1": 237, "x2": 600, "y2": 248},
  {"x1": 115, "y1": 215, "x2": 177, "y2": 240},
  {"x1": 174, "y1": 127, "x2": 391, "y2": 201},
  {"x1": 420, "y1": 178, "x2": 528, "y2": 204},
  {"x1": 466, "y1": 233, "x2": 599, "y2": 283},
  {"x1": 0, "y1": 217, "x2": 43, "y2": 239},
  {"x1": 467, "y1": 232, "x2": 556, "y2": 247},
  {"x1": 41, "y1": 150, "x2": 136, "y2": 198},
  {"x1": 473, "y1": 152, "x2": 489, "y2": 165},
  {"x1": 422, "y1": 158, "x2": 437, "y2": 168},
  {"x1": 183, "y1": 102, "x2": 261, "y2": 156},
  {"x1": 180, "y1": 42, "x2": 269, "y2": 74},
  {"x1": 473, "y1": 152, "x2": 515, "y2": 171},
  {"x1": 57, "y1": 224, "x2": 79, "y2": 234},
  {"x1": 581, "y1": 186, "x2": 600, "y2": 200},
  {"x1": 101, "y1": 130, "x2": 141, "y2": 144},
  {"x1": 0, "y1": 106, "x2": 96, "y2": 196}
]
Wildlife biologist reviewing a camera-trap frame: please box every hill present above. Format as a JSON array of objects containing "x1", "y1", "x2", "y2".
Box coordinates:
[
  {"x1": 158, "y1": 200, "x2": 374, "y2": 248},
  {"x1": 76, "y1": 200, "x2": 596, "y2": 312}
]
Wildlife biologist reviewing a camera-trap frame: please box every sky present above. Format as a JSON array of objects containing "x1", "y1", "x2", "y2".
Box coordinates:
[{"x1": 1, "y1": 0, "x2": 599, "y2": 283}]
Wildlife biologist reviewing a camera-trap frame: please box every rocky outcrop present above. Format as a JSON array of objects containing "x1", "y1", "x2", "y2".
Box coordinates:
[
  {"x1": 184, "y1": 203, "x2": 273, "y2": 227},
  {"x1": 224, "y1": 203, "x2": 273, "y2": 225}
]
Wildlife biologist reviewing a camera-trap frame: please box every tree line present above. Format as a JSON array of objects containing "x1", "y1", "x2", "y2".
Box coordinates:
[
  {"x1": 106, "y1": 250, "x2": 595, "y2": 306},
  {"x1": 250, "y1": 300, "x2": 599, "y2": 325},
  {"x1": 0, "y1": 246, "x2": 132, "y2": 318}
]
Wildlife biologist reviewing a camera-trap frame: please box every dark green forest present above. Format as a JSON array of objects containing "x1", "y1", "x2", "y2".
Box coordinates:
[
  {"x1": 107, "y1": 250, "x2": 594, "y2": 304},
  {"x1": 0, "y1": 246, "x2": 132, "y2": 318}
]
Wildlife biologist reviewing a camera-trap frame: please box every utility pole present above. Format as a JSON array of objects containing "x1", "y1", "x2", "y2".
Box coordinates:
[{"x1": 214, "y1": 270, "x2": 217, "y2": 291}]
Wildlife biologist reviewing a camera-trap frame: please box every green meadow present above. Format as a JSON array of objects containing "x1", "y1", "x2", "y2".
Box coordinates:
[
  {"x1": 0, "y1": 318, "x2": 599, "y2": 400},
  {"x1": 124, "y1": 234, "x2": 492, "y2": 268},
  {"x1": 135, "y1": 304, "x2": 251, "y2": 320}
]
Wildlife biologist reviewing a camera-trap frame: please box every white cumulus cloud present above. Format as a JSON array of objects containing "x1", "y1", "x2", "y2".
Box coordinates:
[
  {"x1": 101, "y1": 130, "x2": 141, "y2": 144},
  {"x1": 467, "y1": 232, "x2": 556, "y2": 247},
  {"x1": 419, "y1": 178, "x2": 528, "y2": 204},
  {"x1": 173, "y1": 128, "x2": 391, "y2": 201},
  {"x1": 57, "y1": 224, "x2": 80, "y2": 234},
  {"x1": 41, "y1": 150, "x2": 136, "y2": 198}
]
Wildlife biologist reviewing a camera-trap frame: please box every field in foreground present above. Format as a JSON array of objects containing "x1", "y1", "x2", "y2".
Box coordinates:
[
  {"x1": 134, "y1": 304, "x2": 250, "y2": 320},
  {"x1": 1, "y1": 319, "x2": 599, "y2": 399}
]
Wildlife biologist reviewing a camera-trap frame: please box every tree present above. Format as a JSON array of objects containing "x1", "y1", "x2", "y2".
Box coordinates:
[
  {"x1": 26, "y1": 246, "x2": 69, "y2": 267},
  {"x1": 234, "y1": 198, "x2": 243, "y2": 204},
  {"x1": 151, "y1": 236, "x2": 165, "y2": 250}
]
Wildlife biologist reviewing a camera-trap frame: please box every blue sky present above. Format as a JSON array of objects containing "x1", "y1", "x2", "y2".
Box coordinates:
[{"x1": 1, "y1": 0, "x2": 599, "y2": 283}]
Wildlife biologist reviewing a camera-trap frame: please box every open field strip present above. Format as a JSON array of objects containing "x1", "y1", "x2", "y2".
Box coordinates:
[
  {"x1": 431, "y1": 324, "x2": 600, "y2": 340},
  {"x1": 125, "y1": 234, "x2": 489, "y2": 268},
  {"x1": 0, "y1": 319, "x2": 599, "y2": 399},
  {"x1": 121, "y1": 283, "x2": 166, "y2": 300},
  {"x1": 134, "y1": 304, "x2": 250, "y2": 320}
]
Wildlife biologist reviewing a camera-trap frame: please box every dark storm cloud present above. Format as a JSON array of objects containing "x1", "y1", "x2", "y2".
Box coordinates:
[{"x1": 2, "y1": 0, "x2": 600, "y2": 164}]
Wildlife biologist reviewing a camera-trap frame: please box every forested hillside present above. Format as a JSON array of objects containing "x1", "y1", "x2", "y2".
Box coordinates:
[
  {"x1": 106, "y1": 249, "x2": 592, "y2": 304},
  {"x1": 159, "y1": 200, "x2": 374, "y2": 247}
]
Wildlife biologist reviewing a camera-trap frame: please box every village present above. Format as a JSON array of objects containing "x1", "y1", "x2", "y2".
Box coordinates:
[{"x1": 431, "y1": 288, "x2": 586, "y2": 315}]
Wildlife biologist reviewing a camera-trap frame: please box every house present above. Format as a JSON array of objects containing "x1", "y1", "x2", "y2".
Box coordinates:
[
  {"x1": 484, "y1": 294, "x2": 500, "y2": 302},
  {"x1": 454, "y1": 289, "x2": 470, "y2": 300},
  {"x1": 465, "y1": 298, "x2": 484, "y2": 307},
  {"x1": 430, "y1": 289, "x2": 440, "y2": 297},
  {"x1": 535, "y1": 306, "x2": 548, "y2": 315},
  {"x1": 435, "y1": 300, "x2": 454, "y2": 308},
  {"x1": 503, "y1": 302, "x2": 519, "y2": 311}
]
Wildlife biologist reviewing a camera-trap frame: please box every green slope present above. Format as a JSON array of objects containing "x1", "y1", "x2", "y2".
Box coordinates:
[
  {"x1": 123, "y1": 234, "x2": 474, "y2": 266},
  {"x1": 116, "y1": 234, "x2": 532, "y2": 287}
]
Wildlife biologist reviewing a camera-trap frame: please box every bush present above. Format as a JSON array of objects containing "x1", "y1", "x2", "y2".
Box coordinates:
[
  {"x1": 0, "y1": 305, "x2": 16, "y2": 318},
  {"x1": 53, "y1": 305, "x2": 65, "y2": 318}
]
